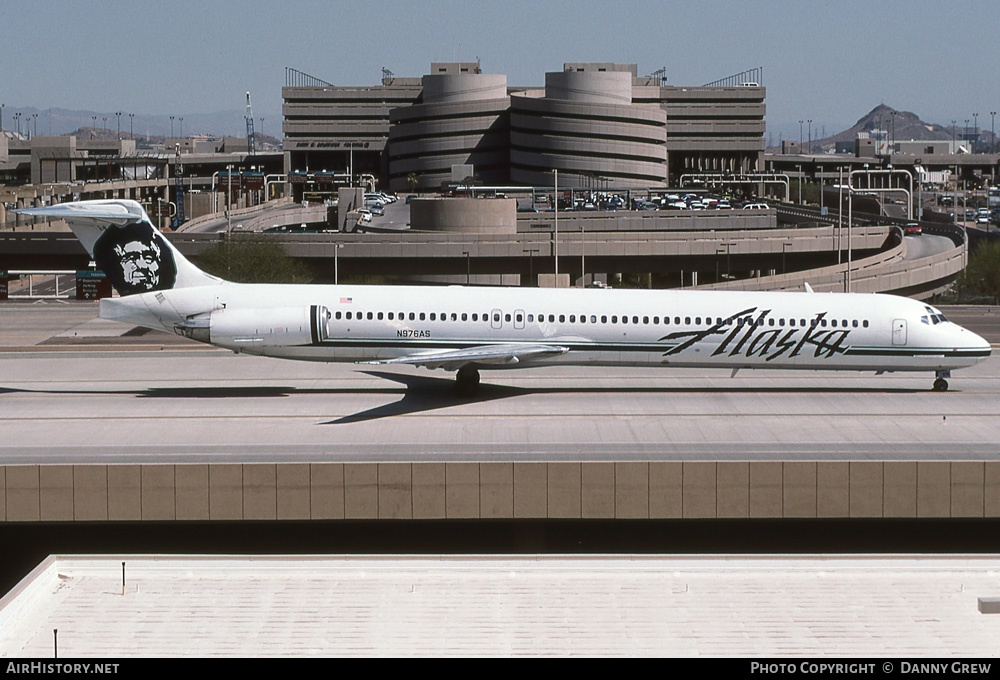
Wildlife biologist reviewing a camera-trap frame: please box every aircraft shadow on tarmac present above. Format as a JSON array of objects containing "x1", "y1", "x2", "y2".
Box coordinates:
[
  {"x1": 324, "y1": 371, "x2": 928, "y2": 425},
  {"x1": 0, "y1": 374, "x2": 929, "y2": 426}
]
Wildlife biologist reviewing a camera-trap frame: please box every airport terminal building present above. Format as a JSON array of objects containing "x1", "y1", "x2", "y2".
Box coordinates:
[{"x1": 282, "y1": 62, "x2": 765, "y2": 192}]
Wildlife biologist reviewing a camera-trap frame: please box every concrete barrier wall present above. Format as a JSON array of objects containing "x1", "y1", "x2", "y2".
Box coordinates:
[{"x1": 3, "y1": 462, "x2": 999, "y2": 521}]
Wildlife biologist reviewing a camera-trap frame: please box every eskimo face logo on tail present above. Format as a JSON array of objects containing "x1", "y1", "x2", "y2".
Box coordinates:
[{"x1": 93, "y1": 222, "x2": 177, "y2": 295}]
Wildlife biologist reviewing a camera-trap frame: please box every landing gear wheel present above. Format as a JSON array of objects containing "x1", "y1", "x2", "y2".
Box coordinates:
[
  {"x1": 456, "y1": 366, "x2": 481, "y2": 396},
  {"x1": 933, "y1": 377, "x2": 949, "y2": 392}
]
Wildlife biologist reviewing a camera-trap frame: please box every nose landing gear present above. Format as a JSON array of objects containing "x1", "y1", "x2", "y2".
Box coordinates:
[{"x1": 933, "y1": 370, "x2": 951, "y2": 392}]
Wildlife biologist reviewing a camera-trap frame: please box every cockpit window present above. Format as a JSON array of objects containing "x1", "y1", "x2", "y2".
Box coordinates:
[{"x1": 923, "y1": 306, "x2": 948, "y2": 324}]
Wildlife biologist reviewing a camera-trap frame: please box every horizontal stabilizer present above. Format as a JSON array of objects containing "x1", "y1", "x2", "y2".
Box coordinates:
[
  {"x1": 14, "y1": 199, "x2": 221, "y2": 296},
  {"x1": 364, "y1": 343, "x2": 569, "y2": 371}
]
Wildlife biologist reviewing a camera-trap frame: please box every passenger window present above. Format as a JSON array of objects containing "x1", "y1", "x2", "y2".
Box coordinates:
[
  {"x1": 853, "y1": 320, "x2": 859, "y2": 328},
  {"x1": 863, "y1": 320, "x2": 869, "y2": 328},
  {"x1": 695, "y1": 317, "x2": 701, "y2": 325},
  {"x1": 367, "y1": 312, "x2": 373, "y2": 320},
  {"x1": 419, "y1": 313, "x2": 425, "y2": 321},
  {"x1": 409, "y1": 312, "x2": 415, "y2": 321},
  {"x1": 472, "y1": 313, "x2": 478, "y2": 322},
  {"x1": 430, "y1": 313, "x2": 436, "y2": 321},
  {"x1": 675, "y1": 317, "x2": 681, "y2": 325},
  {"x1": 558, "y1": 315, "x2": 565, "y2": 323},
  {"x1": 653, "y1": 316, "x2": 659, "y2": 324},
  {"x1": 643, "y1": 316, "x2": 649, "y2": 324},
  {"x1": 685, "y1": 317, "x2": 691, "y2": 325},
  {"x1": 462, "y1": 313, "x2": 468, "y2": 321},
  {"x1": 516, "y1": 313, "x2": 523, "y2": 323},
  {"x1": 622, "y1": 316, "x2": 628, "y2": 325},
  {"x1": 527, "y1": 314, "x2": 533, "y2": 322},
  {"x1": 569, "y1": 315, "x2": 576, "y2": 323},
  {"x1": 591, "y1": 315, "x2": 597, "y2": 323},
  {"x1": 346, "y1": 311, "x2": 353, "y2": 320},
  {"x1": 335, "y1": 311, "x2": 342, "y2": 320},
  {"x1": 494, "y1": 313, "x2": 501, "y2": 322},
  {"x1": 601, "y1": 315, "x2": 607, "y2": 323},
  {"x1": 505, "y1": 313, "x2": 511, "y2": 322},
  {"x1": 549, "y1": 314, "x2": 555, "y2": 322},
  {"x1": 377, "y1": 312, "x2": 383, "y2": 320},
  {"x1": 611, "y1": 316, "x2": 618, "y2": 323},
  {"x1": 633, "y1": 316, "x2": 639, "y2": 324}
]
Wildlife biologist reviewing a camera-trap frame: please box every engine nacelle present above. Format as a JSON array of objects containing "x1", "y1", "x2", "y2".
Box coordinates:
[{"x1": 176, "y1": 305, "x2": 330, "y2": 353}]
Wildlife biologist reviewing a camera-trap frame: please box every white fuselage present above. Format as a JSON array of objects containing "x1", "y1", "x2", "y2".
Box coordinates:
[{"x1": 100, "y1": 283, "x2": 991, "y2": 375}]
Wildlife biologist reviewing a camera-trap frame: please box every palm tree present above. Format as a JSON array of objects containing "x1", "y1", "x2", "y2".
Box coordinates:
[{"x1": 406, "y1": 172, "x2": 418, "y2": 193}]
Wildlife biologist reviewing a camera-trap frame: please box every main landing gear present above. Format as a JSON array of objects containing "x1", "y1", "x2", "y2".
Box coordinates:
[
  {"x1": 933, "y1": 370, "x2": 951, "y2": 392},
  {"x1": 456, "y1": 366, "x2": 481, "y2": 396}
]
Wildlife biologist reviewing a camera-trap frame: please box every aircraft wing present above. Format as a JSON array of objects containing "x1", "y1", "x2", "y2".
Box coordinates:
[{"x1": 364, "y1": 343, "x2": 569, "y2": 371}]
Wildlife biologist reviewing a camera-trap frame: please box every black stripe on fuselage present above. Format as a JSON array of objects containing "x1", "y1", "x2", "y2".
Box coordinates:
[
  {"x1": 844, "y1": 347, "x2": 991, "y2": 358},
  {"x1": 310, "y1": 338, "x2": 677, "y2": 353},
  {"x1": 310, "y1": 305, "x2": 320, "y2": 345}
]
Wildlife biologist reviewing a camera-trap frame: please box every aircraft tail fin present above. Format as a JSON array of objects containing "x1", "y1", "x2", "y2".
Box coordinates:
[{"x1": 14, "y1": 199, "x2": 222, "y2": 296}]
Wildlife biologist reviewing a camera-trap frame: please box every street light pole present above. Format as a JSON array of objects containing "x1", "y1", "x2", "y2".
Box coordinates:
[
  {"x1": 992, "y1": 112, "x2": 997, "y2": 154},
  {"x1": 837, "y1": 166, "x2": 843, "y2": 264},
  {"x1": 553, "y1": 168, "x2": 559, "y2": 283},
  {"x1": 226, "y1": 164, "x2": 233, "y2": 234}
]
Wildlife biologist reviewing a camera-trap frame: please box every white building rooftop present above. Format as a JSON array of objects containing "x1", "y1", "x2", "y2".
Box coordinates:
[{"x1": 2, "y1": 554, "x2": 1000, "y2": 657}]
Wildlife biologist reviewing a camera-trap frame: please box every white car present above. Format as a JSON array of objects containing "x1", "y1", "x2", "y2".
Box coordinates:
[{"x1": 743, "y1": 203, "x2": 769, "y2": 210}]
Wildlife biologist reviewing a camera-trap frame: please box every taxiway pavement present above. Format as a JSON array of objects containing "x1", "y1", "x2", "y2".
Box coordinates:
[{"x1": 2, "y1": 302, "x2": 998, "y2": 465}]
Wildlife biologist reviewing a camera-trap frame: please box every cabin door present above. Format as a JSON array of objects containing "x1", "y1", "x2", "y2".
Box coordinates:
[{"x1": 892, "y1": 319, "x2": 907, "y2": 345}]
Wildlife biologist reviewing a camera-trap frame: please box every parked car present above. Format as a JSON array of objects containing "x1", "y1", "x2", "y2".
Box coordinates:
[{"x1": 743, "y1": 202, "x2": 769, "y2": 210}]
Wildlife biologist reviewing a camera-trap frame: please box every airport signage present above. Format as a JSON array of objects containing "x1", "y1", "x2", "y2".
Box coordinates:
[{"x1": 76, "y1": 270, "x2": 112, "y2": 300}]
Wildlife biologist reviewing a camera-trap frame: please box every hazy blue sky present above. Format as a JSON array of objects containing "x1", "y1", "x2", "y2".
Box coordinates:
[{"x1": 3, "y1": 0, "x2": 999, "y2": 138}]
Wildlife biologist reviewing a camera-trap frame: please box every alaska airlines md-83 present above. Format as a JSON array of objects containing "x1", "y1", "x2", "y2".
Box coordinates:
[{"x1": 18, "y1": 200, "x2": 991, "y2": 394}]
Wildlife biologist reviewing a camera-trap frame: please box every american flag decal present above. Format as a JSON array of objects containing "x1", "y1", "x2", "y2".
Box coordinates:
[{"x1": 339, "y1": 297, "x2": 353, "y2": 304}]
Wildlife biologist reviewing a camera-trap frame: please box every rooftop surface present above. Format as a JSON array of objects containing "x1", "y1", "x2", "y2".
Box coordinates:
[{"x1": 2, "y1": 554, "x2": 1000, "y2": 657}]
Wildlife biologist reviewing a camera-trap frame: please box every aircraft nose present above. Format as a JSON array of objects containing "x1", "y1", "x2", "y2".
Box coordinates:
[{"x1": 959, "y1": 326, "x2": 992, "y2": 357}]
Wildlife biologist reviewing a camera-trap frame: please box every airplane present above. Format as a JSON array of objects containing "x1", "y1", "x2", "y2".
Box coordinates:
[{"x1": 16, "y1": 199, "x2": 991, "y2": 394}]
